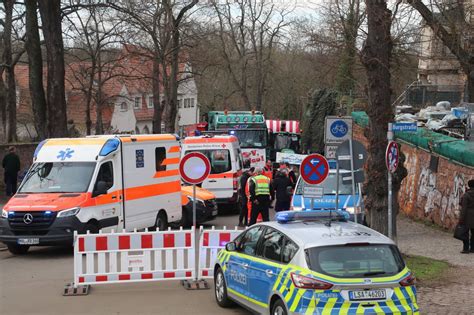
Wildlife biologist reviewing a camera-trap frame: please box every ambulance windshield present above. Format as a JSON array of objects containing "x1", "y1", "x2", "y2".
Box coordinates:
[
  {"x1": 305, "y1": 244, "x2": 405, "y2": 278},
  {"x1": 19, "y1": 162, "x2": 96, "y2": 193}
]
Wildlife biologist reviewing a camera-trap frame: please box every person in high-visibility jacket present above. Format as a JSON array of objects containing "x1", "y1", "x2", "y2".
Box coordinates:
[
  {"x1": 248, "y1": 168, "x2": 272, "y2": 225},
  {"x1": 246, "y1": 178, "x2": 262, "y2": 225}
]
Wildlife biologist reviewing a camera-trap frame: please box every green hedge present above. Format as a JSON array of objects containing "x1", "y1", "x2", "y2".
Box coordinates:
[{"x1": 351, "y1": 111, "x2": 474, "y2": 167}]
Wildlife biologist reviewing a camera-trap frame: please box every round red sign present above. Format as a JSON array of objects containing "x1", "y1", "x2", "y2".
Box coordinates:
[
  {"x1": 179, "y1": 152, "x2": 211, "y2": 184},
  {"x1": 300, "y1": 154, "x2": 330, "y2": 185},
  {"x1": 386, "y1": 141, "x2": 399, "y2": 173}
]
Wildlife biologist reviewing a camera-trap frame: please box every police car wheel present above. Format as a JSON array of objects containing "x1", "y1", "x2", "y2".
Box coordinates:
[
  {"x1": 214, "y1": 268, "x2": 234, "y2": 307},
  {"x1": 271, "y1": 299, "x2": 287, "y2": 315}
]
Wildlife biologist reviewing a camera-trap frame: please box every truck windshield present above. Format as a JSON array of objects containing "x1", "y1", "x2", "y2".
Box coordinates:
[
  {"x1": 231, "y1": 130, "x2": 267, "y2": 148},
  {"x1": 19, "y1": 162, "x2": 96, "y2": 193},
  {"x1": 305, "y1": 244, "x2": 405, "y2": 278},
  {"x1": 295, "y1": 173, "x2": 353, "y2": 195},
  {"x1": 185, "y1": 149, "x2": 231, "y2": 174}
]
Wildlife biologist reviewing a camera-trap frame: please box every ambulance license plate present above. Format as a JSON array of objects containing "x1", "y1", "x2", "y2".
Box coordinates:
[
  {"x1": 349, "y1": 289, "x2": 386, "y2": 300},
  {"x1": 18, "y1": 238, "x2": 40, "y2": 245}
]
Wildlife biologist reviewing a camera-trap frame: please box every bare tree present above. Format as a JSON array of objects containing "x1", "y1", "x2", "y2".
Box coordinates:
[
  {"x1": 25, "y1": 0, "x2": 47, "y2": 140},
  {"x1": 38, "y1": 0, "x2": 68, "y2": 137},
  {"x1": 408, "y1": 0, "x2": 474, "y2": 101},
  {"x1": 210, "y1": 0, "x2": 292, "y2": 110}
]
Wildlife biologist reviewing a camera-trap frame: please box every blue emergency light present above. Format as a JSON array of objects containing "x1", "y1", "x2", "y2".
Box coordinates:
[
  {"x1": 99, "y1": 138, "x2": 120, "y2": 156},
  {"x1": 275, "y1": 210, "x2": 349, "y2": 223}
]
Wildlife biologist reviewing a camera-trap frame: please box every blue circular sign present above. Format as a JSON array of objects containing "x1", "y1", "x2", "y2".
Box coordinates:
[{"x1": 330, "y1": 120, "x2": 349, "y2": 138}]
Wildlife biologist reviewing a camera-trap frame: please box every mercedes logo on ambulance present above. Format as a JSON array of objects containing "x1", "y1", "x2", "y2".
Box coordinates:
[{"x1": 23, "y1": 213, "x2": 34, "y2": 225}]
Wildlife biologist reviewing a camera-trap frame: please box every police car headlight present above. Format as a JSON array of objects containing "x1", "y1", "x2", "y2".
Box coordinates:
[
  {"x1": 1, "y1": 209, "x2": 8, "y2": 218},
  {"x1": 57, "y1": 207, "x2": 81, "y2": 218}
]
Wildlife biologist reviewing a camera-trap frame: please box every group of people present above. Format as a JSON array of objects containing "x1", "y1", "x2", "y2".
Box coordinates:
[{"x1": 238, "y1": 160, "x2": 297, "y2": 227}]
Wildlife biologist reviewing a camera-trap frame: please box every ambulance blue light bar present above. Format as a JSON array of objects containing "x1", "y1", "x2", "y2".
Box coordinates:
[
  {"x1": 99, "y1": 138, "x2": 120, "y2": 156},
  {"x1": 275, "y1": 210, "x2": 349, "y2": 223}
]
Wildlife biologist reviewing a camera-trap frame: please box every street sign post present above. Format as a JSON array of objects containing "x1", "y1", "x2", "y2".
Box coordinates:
[
  {"x1": 386, "y1": 124, "x2": 396, "y2": 241},
  {"x1": 179, "y1": 152, "x2": 211, "y2": 289},
  {"x1": 324, "y1": 116, "x2": 353, "y2": 160},
  {"x1": 300, "y1": 154, "x2": 330, "y2": 210}
]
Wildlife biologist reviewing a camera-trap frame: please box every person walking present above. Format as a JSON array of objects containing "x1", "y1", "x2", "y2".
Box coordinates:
[
  {"x1": 272, "y1": 168, "x2": 293, "y2": 212},
  {"x1": 286, "y1": 162, "x2": 297, "y2": 187},
  {"x1": 238, "y1": 162, "x2": 254, "y2": 227},
  {"x1": 248, "y1": 168, "x2": 272, "y2": 225},
  {"x1": 2, "y1": 146, "x2": 21, "y2": 197},
  {"x1": 460, "y1": 179, "x2": 474, "y2": 254}
]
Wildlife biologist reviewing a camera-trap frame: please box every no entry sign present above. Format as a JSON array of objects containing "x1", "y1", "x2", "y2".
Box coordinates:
[
  {"x1": 386, "y1": 141, "x2": 399, "y2": 173},
  {"x1": 300, "y1": 154, "x2": 330, "y2": 185},
  {"x1": 179, "y1": 152, "x2": 211, "y2": 184}
]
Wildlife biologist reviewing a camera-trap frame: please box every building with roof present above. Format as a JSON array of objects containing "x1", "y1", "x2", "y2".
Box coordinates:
[{"x1": 10, "y1": 45, "x2": 199, "y2": 141}]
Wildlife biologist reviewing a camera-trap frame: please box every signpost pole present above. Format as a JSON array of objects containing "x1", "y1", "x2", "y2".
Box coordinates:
[
  {"x1": 348, "y1": 139, "x2": 358, "y2": 224},
  {"x1": 387, "y1": 123, "x2": 393, "y2": 239},
  {"x1": 193, "y1": 184, "x2": 197, "y2": 281},
  {"x1": 335, "y1": 161, "x2": 340, "y2": 212}
]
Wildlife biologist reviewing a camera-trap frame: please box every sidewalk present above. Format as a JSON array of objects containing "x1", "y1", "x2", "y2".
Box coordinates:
[{"x1": 397, "y1": 214, "x2": 474, "y2": 314}]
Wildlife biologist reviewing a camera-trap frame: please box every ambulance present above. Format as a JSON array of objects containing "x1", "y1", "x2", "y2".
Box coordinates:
[
  {"x1": 181, "y1": 135, "x2": 243, "y2": 211},
  {"x1": 0, "y1": 135, "x2": 182, "y2": 255}
]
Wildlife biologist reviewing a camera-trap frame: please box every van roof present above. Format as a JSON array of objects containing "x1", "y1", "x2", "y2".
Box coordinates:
[
  {"x1": 183, "y1": 135, "x2": 239, "y2": 144},
  {"x1": 258, "y1": 220, "x2": 392, "y2": 249}
]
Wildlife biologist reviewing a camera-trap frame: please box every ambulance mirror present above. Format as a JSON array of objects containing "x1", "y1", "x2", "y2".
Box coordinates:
[
  {"x1": 225, "y1": 242, "x2": 237, "y2": 252},
  {"x1": 93, "y1": 181, "x2": 108, "y2": 197}
]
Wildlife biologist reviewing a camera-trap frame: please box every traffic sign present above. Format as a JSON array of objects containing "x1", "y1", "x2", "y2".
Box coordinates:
[
  {"x1": 335, "y1": 140, "x2": 367, "y2": 170},
  {"x1": 325, "y1": 116, "x2": 353, "y2": 144},
  {"x1": 386, "y1": 141, "x2": 399, "y2": 173},
  {"x1": 179, "y1": 152, "x2": 211, "y2": 184},
  {"x1": 300, "y1": 154, "x2": 329, "y2": 185},
  {"x1": 392, "y1": 122, "x2": 417, "y2": 132}
]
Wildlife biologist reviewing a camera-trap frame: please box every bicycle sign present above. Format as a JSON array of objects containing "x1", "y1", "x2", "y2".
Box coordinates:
[{"x1": 325, "y1": 116, "x2": 353, "y2": 144}]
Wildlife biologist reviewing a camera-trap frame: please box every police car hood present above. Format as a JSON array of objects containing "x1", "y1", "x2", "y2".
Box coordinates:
[{"x1": 263, "y1": 220, "x2": 392, "y2": 248}]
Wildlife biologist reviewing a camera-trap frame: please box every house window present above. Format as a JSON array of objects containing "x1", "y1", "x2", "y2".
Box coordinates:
[
  {"x1": 134, "y1": 97, "x2": 141, "y2": 109},
  {"x1": 155, "y1": 147, "x2": 167, "y2": 171},
  {"x1": 135, "y1": 126, "x2": 140, "y2": 134},
  {"x1": 143, "y1": 125, "x2": 150, "y2": 134},
  {"x1": 190, "y1": 98, "x2": 195, "y2": 108},
  {"x1": 178, "y1": 99, "x2": 182, "y2": 108},
  {"x1": 120, "y1": 102, "x2": 128, "y2": 111},
  {"x1": 184, "y1": 99, "x2": 190, "y2": 108},
  {"x1": 148, "y1": 96, "x2": 154, "y2": 109}
]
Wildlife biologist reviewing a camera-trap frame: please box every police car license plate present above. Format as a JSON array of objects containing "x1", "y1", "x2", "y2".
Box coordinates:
[
  {"x1": 349, "y1": 289, "x2": 386, "y2": 301},
  {"x1": 18, "y1": 238, "x2": 39, "y2": 245}
]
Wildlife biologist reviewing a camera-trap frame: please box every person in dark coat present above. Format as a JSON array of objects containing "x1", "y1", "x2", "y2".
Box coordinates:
[
  {"x1": 2, "y1": 146, "x2": 21, "y2": 196},
  {"x1": 238, "y1": 160, "x2": 254, "y2": 227},
  {"x1": 272, "y1": 169, "x2": 293, "y2": 212},
  {"x1": 286, "y1": 162, "x2": 297, "y2": 188},
  {"x1": 460, "y1": 179, "x2": 474, "y2": 253}
]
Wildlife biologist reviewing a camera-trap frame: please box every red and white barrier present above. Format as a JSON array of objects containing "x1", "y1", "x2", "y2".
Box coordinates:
[
  {"x1": 266, "y1": 120, "x2": 300, "y2": 134},
  {"x1": 198, "y1": 226, "x2": 241, "y2": 279},
  {"x1": 74, "y1": 227, "x2": 195, "y2": 286}
]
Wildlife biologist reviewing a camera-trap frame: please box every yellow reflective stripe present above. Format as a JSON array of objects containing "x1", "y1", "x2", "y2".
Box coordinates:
[
  {"x1": 289, "y1": 290, "x2": 305, "y2": 312},
  {"x1": 284, "y1": 278, "x2": 296, "y2": 303},
  {"x1": 339, "y1": 302, "x2": 350, "y2": 315},
  {"x1": 305, "y1": 298, "x2": 316, "y2": 315},
  {"x1": 321, "y1": 298, "x2": 337, "y2": 315},
  {"x1": 44, "y1": 138, "x2": 107, "y2": 146},
  {"x1": 393, "y1": 288, "x2": 411, "y2": 312},
  {"x1": 227, "y1": 287, "x2": 268, "y2": 308},
  {"x1": 273, "y1": 267, "x2": 289, "y2": 291},
  {"x1": 279, "y1": 272, "x2": 292, "y2": 294},
  {"x1": 385, "y1": 300, "x2": 400, "y2": 313},
  {"x1": 355, "y1": 303, "x2": 364, "y2": 314},
  {"x1": 232, "y1": 252, "x2": 282, "y2": 268},
  {"x1": 372, "y1": 303, "x2": 384, "y2": 313}
]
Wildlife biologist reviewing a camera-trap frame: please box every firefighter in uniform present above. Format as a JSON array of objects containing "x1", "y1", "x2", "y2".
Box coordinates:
[{"x1": 248, "y1": 168, "x2": 272, "y2": 225}]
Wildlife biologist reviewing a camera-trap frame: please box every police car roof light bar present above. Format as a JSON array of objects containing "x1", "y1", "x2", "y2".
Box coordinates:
[{"x1": 275, "y1": 210, "x2": 348, "y2": 224}]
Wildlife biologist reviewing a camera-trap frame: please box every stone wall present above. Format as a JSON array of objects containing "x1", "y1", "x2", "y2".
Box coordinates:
[
  {"x1": 353, "y1": 124, "x2": 474, "y2": 230},
  {"x1": 0, "y1": 143, "x2": 38, "y2": 192}
]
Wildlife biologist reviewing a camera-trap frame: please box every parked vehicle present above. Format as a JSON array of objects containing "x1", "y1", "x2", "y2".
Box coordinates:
[
  {"x1": 180, "y1": 185, "x2": 218, "y2": 227},
  {"x1": 0, "y1": 135, "x2": 182, "y2": 255}
]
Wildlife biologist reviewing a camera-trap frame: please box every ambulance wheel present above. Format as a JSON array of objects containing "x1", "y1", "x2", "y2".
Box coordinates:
[
  {"x1": 180, "y1": 208, "x2": 191, "y2": 228},
  {"x1": 85, "y1": 222, "x2": 99, "y2": 234},
  {"x1": 271, "y1": 299, "x2": 288, "y2": 315},
  {"x1": 214, "y1": 268, "x2": 234, "y2": 307},
  {"x1": 7, "y1": 244, "x2": 30, "y2": 255},
  {"x1": 155, "y1": 211, "x2": 168, "y2": 231}
]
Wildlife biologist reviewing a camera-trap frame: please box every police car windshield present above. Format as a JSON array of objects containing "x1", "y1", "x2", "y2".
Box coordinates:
[
  {"x1": 19, "y1": 162, "x2": 96, "y2": 193},
  {"x1": 305, "y1": 244, "x2": 405, "y2": 278},
  {"x1": 296, "y1": 173, "x2": 352, "y2": 195}
]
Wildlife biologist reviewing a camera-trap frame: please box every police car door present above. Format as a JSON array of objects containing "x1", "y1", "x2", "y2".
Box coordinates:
[
  {"x1": 227, "y1": 226, "x2": 264, "y2": 306},
  {"x1": 248, "y1": 227, "x2": 284, "y2": 312}
]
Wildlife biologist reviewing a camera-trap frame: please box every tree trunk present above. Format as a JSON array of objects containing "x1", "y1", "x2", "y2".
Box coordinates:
[
  {"x1": 0, "y1": 75, "x2": 6, "y2": 141},
  {"x1": 152, "y1": 58, "x2": 162, "y2": 134},
  {"x1": 165, "y1": 29, "x2": 180, "y2": 134},
  {"x1": 467, "y1": 68, "x2": 474, "y2": 102},
  {"x1": 38, "y1": 0, "x2": 68, "y2": 138},
  {"x1": 360, "y1": 0, "x2": 393, "y2": 235},
  {"x1": 85, "y1": 67, "x2": 95, "y2": 135},
  {"x1": 25, "y1": 0, "x2": 48, "y2": 140},
  {"x1": 3, "y1": 0, "x2": 17, "y2": 143}
]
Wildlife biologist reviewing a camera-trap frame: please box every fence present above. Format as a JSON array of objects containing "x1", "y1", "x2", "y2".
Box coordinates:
[{"x1": 73, "y1": 227, "x2": 195, "y2": 287}]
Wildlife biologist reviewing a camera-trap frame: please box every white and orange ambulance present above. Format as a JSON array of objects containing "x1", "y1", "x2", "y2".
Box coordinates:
[
  {"x1": 181, "y1": 135, "x2": 243, "y2": 211},
  {"x1": 0, "y1": 135, "x2": 182, "y2": 255}
]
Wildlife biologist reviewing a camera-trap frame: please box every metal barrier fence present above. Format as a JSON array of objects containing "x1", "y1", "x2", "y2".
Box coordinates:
[
  {"x1": 73, "y1": 227, "x2": 195, "y2": 287},
  {"x1": 198, "y1": 226, "x2": 241, "y2": 279}
]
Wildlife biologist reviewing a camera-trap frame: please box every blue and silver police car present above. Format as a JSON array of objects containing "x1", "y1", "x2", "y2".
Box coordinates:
[
  {"x1": 213, "y1": 211, "x2": 418, "y2": 315},
  {"x1": 291, "y1": 169, "x2": 365, "y2": 223}
]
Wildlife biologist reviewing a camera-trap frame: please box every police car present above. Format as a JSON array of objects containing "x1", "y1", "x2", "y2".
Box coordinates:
[{"x1": 213, "y1": 211, "x2": 418, "y2": 315}]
